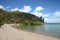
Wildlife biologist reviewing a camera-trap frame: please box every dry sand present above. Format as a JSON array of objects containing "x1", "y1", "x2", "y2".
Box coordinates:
[{"x1": 0, "y1": 24, "x2": 60, "y2": 40}]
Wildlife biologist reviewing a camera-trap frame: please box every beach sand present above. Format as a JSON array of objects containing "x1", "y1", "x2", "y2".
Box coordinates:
[{"x1": 0, "y1": 24, "x2": 60, "y2": 40}]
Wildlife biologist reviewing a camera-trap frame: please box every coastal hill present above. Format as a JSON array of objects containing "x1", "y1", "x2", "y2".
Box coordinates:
[{"x1": 0, "y1": 8, "x2": 44, "y2": 25}]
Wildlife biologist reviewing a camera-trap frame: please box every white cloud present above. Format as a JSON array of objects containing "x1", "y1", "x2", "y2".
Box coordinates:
[
  {"x1": 19, "y1": 6, "x2": 31, "y2": 12},
  {"x1": 32, "y1": 6, "x2": 44, "y2": 17},
  {"x1": 35, "y1": 6, "x2": 44, "y2": 12},
  {"x1": 44, "y1": 11, "x2": 60, "y2": 23},
  {"x1": 43, "y1": 14, "x2": 50, "y2": 18},
  {"x1": 0, "y1": 5, "x2": 9, "y2": 10},
  {"x1": 45, "y1": 18, "x2": 60, "y2": 23},
  {"x1": 54, "y1": 11, "x2": 60, "y2": 17},
  {"x1": 0, "y1": 5, "x2": 5, "y2": 10},
  {"x1": 32, "y1": 11, "x2": 43, "y2": 17},
  {"x1": 10, "y1": 6, "x2": 44, "y2": 17},
  {"x1": 11, "y1": 6, "x2": 32, "y2": 13},
  {"x1": 0, "y1": 5, "x2": 4, "y2": 8},
  {"x1": 11, "y1": 8, "x2": 19, "y2": 11}
]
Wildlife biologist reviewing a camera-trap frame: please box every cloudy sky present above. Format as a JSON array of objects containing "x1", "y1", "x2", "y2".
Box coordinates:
[{"x1": 0, "y1": 0, "x2": 60, "y2": 23}]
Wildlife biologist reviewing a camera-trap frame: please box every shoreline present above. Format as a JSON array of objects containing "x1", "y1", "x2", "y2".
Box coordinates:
[
  {"x1": 0, "y1": 24, "x2": 60, "y2": 40},
  {"x1": 12, "y1": 24, "x2": 60, "y2": 39},
  {"x1": 14, "y1": 26, "x2": 60, "y2": 39}
]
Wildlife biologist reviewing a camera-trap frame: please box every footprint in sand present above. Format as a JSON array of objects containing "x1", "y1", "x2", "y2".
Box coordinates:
[{"x1": 19, "y1": 37, "x2": 23, "y2": 40}]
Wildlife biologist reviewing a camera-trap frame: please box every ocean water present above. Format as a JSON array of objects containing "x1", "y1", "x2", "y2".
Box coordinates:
[{"x1": 20, "y1": 23, "x2": 60, "y2": 38}]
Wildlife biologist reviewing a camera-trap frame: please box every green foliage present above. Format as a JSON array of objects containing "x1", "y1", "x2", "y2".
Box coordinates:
[{"x1": 0, "y1": 9, "x2": 44, "y2": 25}]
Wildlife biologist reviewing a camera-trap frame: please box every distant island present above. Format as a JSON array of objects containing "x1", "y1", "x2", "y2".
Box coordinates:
[{"x1": 0, "y1": 8, "x2": 44, "y2": 26}]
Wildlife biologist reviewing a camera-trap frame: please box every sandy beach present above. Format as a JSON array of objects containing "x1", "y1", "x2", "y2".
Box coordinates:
[{"x1": 0, "y1": 24, "x2": 60, "y2": 40}]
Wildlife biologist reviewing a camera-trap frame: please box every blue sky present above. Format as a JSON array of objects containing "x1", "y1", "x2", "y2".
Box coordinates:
[{"x1": 0, "y1": 0, "x2": 60, "y2": 23}]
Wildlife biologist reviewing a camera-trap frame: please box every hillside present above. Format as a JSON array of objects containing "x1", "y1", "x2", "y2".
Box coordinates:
[{"x1": 0, "y1": 8, "x2": 44, "y2": 26}]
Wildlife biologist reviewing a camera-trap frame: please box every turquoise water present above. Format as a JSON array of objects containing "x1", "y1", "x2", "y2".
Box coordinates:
[{"x1": 20, "y1": 23, "x2": 60, "y2": 38}]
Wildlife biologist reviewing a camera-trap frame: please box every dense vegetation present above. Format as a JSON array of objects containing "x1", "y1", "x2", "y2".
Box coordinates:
[{"x1": 0, "y1": 8, "x2": 44, "y2": 26}]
